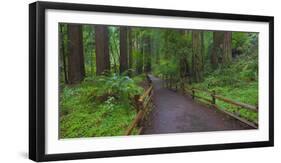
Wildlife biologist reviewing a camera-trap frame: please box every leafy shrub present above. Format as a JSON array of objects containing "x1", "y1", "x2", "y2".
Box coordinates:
[
  {"x1": 59, "y1": 74, "x2": 145, "y2": 138},
  {"x1": 90, "y1": 73, "x2": 144, "y2": 103},
  {"x1": 153, "y1": 59, "x2": 179, "y2": 77}
]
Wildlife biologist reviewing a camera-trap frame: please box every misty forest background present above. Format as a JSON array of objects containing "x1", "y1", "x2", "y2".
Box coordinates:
[{"x1": 59, "y1": 23, "x2": 258, "y2": 138}]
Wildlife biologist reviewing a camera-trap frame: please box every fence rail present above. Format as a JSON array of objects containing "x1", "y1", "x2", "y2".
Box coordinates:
[
  {"x1": 125, "y1": 82, "x2": 153, "y2": 135},
  {"x1": 163, "y1": 76, "x2": 258, "y2": 129},
  {"x1": 213, "y1": 94, "x2": 258, "y2": 112},
  {"x1": 187, "y1": 88, "x2": 258, "y2": 112}
]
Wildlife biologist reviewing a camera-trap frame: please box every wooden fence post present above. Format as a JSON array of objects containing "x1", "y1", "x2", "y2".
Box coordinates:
[
  {"x1": 161, "y1": 74, "x2": 164, "y2": 87},
  {"x1": 137, "y1": 99, "x2": 144, "y2": 127},
  {"x1": 192, "y1": 88, "x2": 195, "y2": 100},
  {"x1": 166, "y1": 75, "x2": 168, "y2": 88},
  {"x1": 211, "y1": 90, "x2": 216, "y2": 104},
  {"x1": 166, "y1": 75, "x2": 167, "y2": 88},
  {"x1": 169, "y1": 75, "x2": 171, "y2": 88},
  {"x1": 164, "y1": 75, "x2": 166, "y2": 88},
  {"x1": 134, "y1": 95, "x2": 141, "y2": 112},
  {"x1": 168, "y1": 76, "x2": 170, "y2": 88},
  {"x1": 163, "y1": 75, "x2": 165, "y2": 87},
  {"x1": 182, "y1": 79, "x2": 185, "y2": 93},
  {"x1": 180, "y1": 79, "x2": 183, "y2": 93},
  {"x1": 175, "y1": 79, "x2": 178, "y2": 91}
]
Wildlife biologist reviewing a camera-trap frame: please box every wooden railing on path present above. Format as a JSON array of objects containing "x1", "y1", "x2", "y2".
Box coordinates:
[
  {"x1": 125, "y1": 76, "x2": 154, "y2": 135},
  {"x1": 187, "y1": 88, "x2": 258, "y2": 112},
  {"x1": 187, "y1": 87, "x2": 258, "y2": 128},
  {"x1": 162, "y1": 76, "x2": 258, "y2": 129}
]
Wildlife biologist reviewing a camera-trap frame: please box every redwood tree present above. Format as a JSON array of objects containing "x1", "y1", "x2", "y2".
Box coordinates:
[
  {"x1": 211, "y1": 32, "x2": 223, "y2": 68},
  {"x1": 128, "y1": 27, "x2": 133, "y2": 75},
  {"x1": 120, "y1": 26, "x2": 128, "y2": 74},
  {"x1": 136, "y1": 31, "x2": 144, "y2": 74},
  {"x1": 67, "y1": 24, "x2": 85, "y2": 84},
  {"x1": 95, "y1": 25, "x2": 110, "y2": 75},
  {"x1": 144, "y1": 35, "x2": 152, "y2": 73},
  {"x1": 211, "y1": 31, "x2": 232, "y2": 68},
  {"x1": 179, "y1": 30, "x2": 190, "y2": 79},
  {"x1": 222, "y1": 31, "x2": 232, "y2": 65},
  {"x1": 59, "y1": 24, "x2": 68, "y2": 84},
  {"x1": 192, "y1": 31, "x2": 203, "y2": 82}
]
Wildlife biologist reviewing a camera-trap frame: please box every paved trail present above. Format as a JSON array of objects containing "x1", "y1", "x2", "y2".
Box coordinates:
[{"x1": 142, "y1": 75, "x2": 253, "y2": 135}]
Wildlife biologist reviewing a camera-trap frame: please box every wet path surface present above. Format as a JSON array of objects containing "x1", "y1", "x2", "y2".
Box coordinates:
[{"x1": 142, "y1": 75, "x2": 253, "y2": 135}]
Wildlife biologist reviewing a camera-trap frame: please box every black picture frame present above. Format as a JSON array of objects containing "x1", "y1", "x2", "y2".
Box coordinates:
[{"x1": 29, "y1": 1, "x2": 274, "y2": 162}]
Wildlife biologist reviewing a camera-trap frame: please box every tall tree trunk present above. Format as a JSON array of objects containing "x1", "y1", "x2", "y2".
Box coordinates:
[
  {"x1": 211, "y1": 31, "x2": 232, "y2": 68},
  {"x1": 90, "y1": 26, "x2": 95, "y2": 76},
  {"x1": 95, "y1": 25, "x2": 110, "y2": 75},
  {"x1": 201, "y1": 32, "x2": 205, "y2": 65},
  {"x1": 222, "y1": 31, "x2": 232, "y2": 65},
  {"x1": 136, "y1": 33, "x2": 143, "y2": 74},
  {"x1": 179, "y1": 30, "x2": 190, "y2": 79},
  {"x1": 192, "y1": 31, "x2": 203, "y2": 82},
  {"x1": 144, "y1": 35, "x2": 151, "y2": 73},
  {"x1": 112, "y1": 30, "x2": 120, "y2": 73},
  {"x1": 67, "y1": 24, "x2": 85, "y2": 84},
  {"x1": 109, "y1": 43, "x2": 118, "y2": 73},
  {"x1": 120, "y1": 26, "x2": 128, "y2": 74},
  {"x1": 59, "y1": 24, "x2": 68, "y2": 84},
  {"x1": 128, "y1": 27, "x2": 133, "y2": 76},
  {"x1": 211, "y1": 32, "x2": 223, "y2": 68},
  {"x1": 155, "y1": 41, "x2": 160, "y2": 64},
  {"x1": 163, "y1": 30, "x2": 170, "y2": 59},
  {"x1": 179, "y1": 56, "x2": 189, "y2": 78},
  {"x1": 153, "y1": 30, "x2": 160, "y2": 64}
]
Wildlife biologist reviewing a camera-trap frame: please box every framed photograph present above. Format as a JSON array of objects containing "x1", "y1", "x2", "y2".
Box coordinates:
[{"x1": 29, "y1": 1, "x2": 274, "y2": 162}]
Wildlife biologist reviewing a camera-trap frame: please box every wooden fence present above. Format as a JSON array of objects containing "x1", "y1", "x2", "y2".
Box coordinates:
[
  {"x1": 125, "y1": 84, "x2": 153, "y2": 135},
  {"x1": 163, "y1": 76, "x2": 258, "y2": 129},
  {"x1": 161, "y1": 75, "x2": 188, "y2": 92}
]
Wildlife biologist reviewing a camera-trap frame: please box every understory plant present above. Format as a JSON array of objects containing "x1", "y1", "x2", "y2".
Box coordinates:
[{"x1": 60, "y1": 74, "x2": 145, "y2": 138}]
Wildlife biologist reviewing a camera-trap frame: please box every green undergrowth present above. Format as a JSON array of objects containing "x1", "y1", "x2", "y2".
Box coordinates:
[
  {"x1": 189, "y1": 53, "x2": 258, "y2": 124},
  {"x1": 60, "y1": 74, "x2": 145, "y2": 138}
]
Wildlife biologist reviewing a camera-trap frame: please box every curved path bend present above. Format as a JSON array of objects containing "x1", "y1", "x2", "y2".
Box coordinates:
[{"x1": 142, "y1": 75, "x2": 253, "y2": 135}]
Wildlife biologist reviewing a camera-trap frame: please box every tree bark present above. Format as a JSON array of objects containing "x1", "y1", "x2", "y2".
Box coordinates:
[
  {"x1": 67, "y1": 24, "x2": 85, "y2": 84},
  {"x1": 90, "y1": 25, "x2": 95, "y2": 76},
  {"x1": 192, "y1": 31, "x2": 203, "y2": 82},
  {"x1": 95, "y1": 25, "x2": 110, "y2": 75},
  {"x1": 120, "y1": 26, "x2": 128, "y2": 74},
  {"x1": 211, "y1": 31, "x2": 232, "y2": 68},
  {"x1": 154, "y1": 30, "x2": 161, "y2": 64},
  {"x1": 211, "y1": 32, "x2": 223, "y2": 68},
  {"x1": 128, "y1": 27, "x2": 133, "y2": 76},
  {"x1": 201, "y1": 32, "x2": 205, "y2": 64},
  {"x1": 179, "y1": 30, "x2": 190, "y2": 79},
  {"x1": 111, "y1": 29, "x2": 120, "y2": 73},
  {"x1": 144, "y1": 35, "x2": 152, "y2": 73},
  {"x1": 109, "y1": 42, "x2": 118, "y2": 73},
  {"x1": 222, "y1": 31, "x2": 232, "y2": 65},
  {"x1": 59, "y1": 24, "x2": 68, "y2": 84},
  {"x1": 136, "y1": 32, "x2": 143, "y2": 74}
]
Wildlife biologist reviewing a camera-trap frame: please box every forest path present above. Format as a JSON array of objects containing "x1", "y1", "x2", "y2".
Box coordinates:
[{"x1": 141, "y1": 75, "x2": 253, "y2": 135}]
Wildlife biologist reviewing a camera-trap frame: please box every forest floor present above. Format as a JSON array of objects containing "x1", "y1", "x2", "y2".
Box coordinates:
[{"x1": 142, "y1": 75, "x2": 253, "y2": 135}]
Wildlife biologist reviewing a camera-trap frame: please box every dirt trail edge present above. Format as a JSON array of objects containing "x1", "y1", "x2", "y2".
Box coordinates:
[{"x1": 142, "y1": 75, "x2": 253, "y2": 135}]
